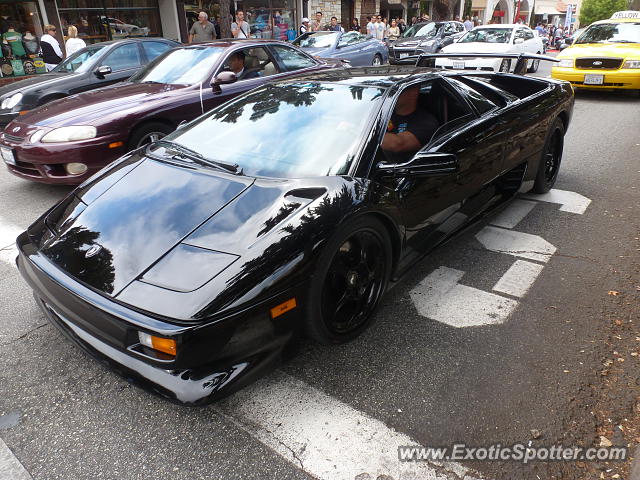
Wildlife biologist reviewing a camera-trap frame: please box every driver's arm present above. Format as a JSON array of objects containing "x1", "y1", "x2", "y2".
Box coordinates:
[{"x1": 382, "y1": 131, "x2": 422, "y2": 152}]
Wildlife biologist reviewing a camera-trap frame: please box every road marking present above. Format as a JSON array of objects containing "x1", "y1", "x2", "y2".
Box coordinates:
[
  {"x1": 0, "y1": 218, "x2": 21, "y2": 267},
  {"x1": 489, "y1": 199, "x2": 537, "y2": 229},
  {"x1": 475, "y1": 226, "x2": 556, "y2": 263},
  {"x1": 521, "y1": 189, "x2": 591, "y2": 215},
  {"x1": 409, "y1": 266, "x2": 517, "y2": 327},
  {"x1": 0, "y1": 437, "x2": 32, "y2": 480},
  {"x1": 493, "y1": 260, "x2": 545, "y2": 298},
  {"x1": 219, "y1": 370, "x2": 475, "y2": 480}
]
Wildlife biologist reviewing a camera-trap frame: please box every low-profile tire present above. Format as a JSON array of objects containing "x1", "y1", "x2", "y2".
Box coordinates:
[
  {"x1": 128, "y1": 122, "x2": 174, "y2": 150},
  {"x1": 527, "y1": 55, "x2": 540, "y2": 73},
  {"x1": 499, "y1": 59, "x2": 511, "y2": 72},
  {"x1": 372, "y1": 54, "x2": 383, "y2": 66},
  {"x1": 305, "y1": 216, "x2": 392, "y2": 345},
  {"x1": 531, "y1": 117, "x2": 565, "y2": 194}
]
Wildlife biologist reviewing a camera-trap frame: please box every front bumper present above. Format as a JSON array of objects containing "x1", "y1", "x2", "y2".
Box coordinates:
[
  {"x1": 17, "y1": 231, "x2": 303, "y2": 405},
  {"x1": 1, "y1": 132, "x2": 127, "y2": 185},
  {"x1": 551, "y1": 66, "x2": 640, "y2": 89}
]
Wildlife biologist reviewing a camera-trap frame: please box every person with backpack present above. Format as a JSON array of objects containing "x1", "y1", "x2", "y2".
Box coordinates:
[{"x1": 231, "y1": 10, "x2": 250, "y2": 39}]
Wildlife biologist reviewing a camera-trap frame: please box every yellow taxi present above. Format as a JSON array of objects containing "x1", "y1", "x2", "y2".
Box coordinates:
[{"x1": 552, "y1": 11, "x2": 640, "y2": 91}]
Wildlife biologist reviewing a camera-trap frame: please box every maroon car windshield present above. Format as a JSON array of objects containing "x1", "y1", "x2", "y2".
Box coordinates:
[{"x1": 129, "y1": 47, "x2": 226, "y2": 86}]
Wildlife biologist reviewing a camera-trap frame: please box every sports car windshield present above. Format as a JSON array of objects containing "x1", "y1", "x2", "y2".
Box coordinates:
[
  {"x1": 293, "y1": 32, "x2": 340, "y2": 48},
  {"x1": 53, "y1": 46, "x2": 105, "y2": 73},
  {"x1": 459, "y1": 28, "x2": 513, "y2": 43},
  {"x1": 129, "y1": 47, "x2": 225, "y2": 85},
  {"x1": 575, "y1": 22, "x2": 640, "y2": 44},
  {"x1": 402, "y1": 22, "x2": 442, "y2": 38},
  {"x1": 165, "y1": 82, "x2": 386, "y2": 178}
]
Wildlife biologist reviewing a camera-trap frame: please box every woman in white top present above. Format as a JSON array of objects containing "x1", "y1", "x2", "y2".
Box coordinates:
[{"x1": 65, "y1": 25, "x2": 86, "y2": 57}]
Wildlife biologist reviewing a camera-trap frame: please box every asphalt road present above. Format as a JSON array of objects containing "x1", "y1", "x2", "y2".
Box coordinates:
[{"x1": 0, "y1": 62, "x2": 639, "y2": 480}]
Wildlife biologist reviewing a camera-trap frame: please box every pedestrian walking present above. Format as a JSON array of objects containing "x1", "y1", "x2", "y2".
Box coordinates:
[
  {"x1": 328, "y1": 16, "x2": 343, "y2": 32},
  {"x1": 231, "y1": 10, "x2": 250, "y2": 38},
  {"x1": 351, "y1": 18, "x2": 360, "y2": 32},
  {"x1": 366, "y1": 16, "x2": 375, "y2": 36},
  {"x1": 40, "y1": 24, "x2": 62, "y2": 71},
  {"x1": 463, "y1": 16, "x2": 473, "y2": 31},
  {"x1": 189, "y1": 11, "x2": 216, "y2": 43},
  {"x1": 374, "y1": 16, "x2": 385, "y2": 40},
  {"x1": 300, "y1": 17, "x2": 310, "y2": 35},
  {"x1": 387, "y1": 19, "x2": 400, "y2": 41},
  {"x1": 65, "y1": 26, "x2": 86, "y2": 57},
  {"x1": 311, "y1": 11, "x2": 324, "y2": 32}
]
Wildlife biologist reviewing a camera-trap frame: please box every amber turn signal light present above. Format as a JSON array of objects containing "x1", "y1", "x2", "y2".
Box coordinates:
[
  {"x1": 270, "y1": 298, "x2": 297, "y2": 319},
  {"x1": 108, "y1": 141, "x2": 124, "y2": 149},
  {"x1": 138, "y1": 332, "x2": 177, "y2": 356}
]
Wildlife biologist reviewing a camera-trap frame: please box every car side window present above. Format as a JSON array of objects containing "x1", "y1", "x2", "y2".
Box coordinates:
[
  {"x1": 142, "y1": 41, "x2": 173, "y2": 62},
  {"x1": 270, "y1": 45, "x2": 317, "y2": 72},
  {"x1": 218, "y1": 47, "x2": 281, "y2": 80},
  {"x1": 102, "y1": 43, "x2": 142, "y2": 71},
  {"x1": 445, "y1": 22, "x2": 457, "y2": 34},
  {"x1": 514, "y1": 29, "x2": 526, "y2": 39},
  {"x1": 524, "y1": 29, "x2": 534, "y2": 40},
  {"x1": 446, "y1": 77, "x2": 497, "y2": 114}
]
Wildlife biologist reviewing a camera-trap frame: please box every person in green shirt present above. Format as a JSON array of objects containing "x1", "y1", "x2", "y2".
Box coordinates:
[{"x1": 3, "y1": 26, "x2": 27, "y2": 57}]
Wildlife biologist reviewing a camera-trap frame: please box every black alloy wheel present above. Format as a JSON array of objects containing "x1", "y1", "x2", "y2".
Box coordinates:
[
  {"x1": 128, "y1": 122, "x2": 174, "y2": 150},
  {"x1": 306, "y1": 217, "x2": 391, "y2": 344},
  {"x1": 532, "y1": 117, "x2": 565, "y2": 193}
]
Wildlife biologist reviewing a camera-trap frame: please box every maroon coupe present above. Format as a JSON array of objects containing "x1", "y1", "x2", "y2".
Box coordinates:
[{"x1": 1, "y1": 39, "x2": 339, "y2": 184}]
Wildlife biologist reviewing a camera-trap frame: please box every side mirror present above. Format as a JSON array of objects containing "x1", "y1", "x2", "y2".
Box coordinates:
[
  {"x1": 211, "y1": 71, "x2": 237, "y2": 89},
  {"x1": 514, "y1": 37, "x2": 524, "y2": 44},
  {"x1": 377, "y1": 152, "x2": 458, "y2": 176},
  {"x1": 94, "y1": 65, "x2": 112, "y2": 78}
]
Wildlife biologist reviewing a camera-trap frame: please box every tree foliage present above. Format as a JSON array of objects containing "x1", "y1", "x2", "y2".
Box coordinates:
[{"x1": 579, "y1": 0, "x2": 628, "y2": 26}]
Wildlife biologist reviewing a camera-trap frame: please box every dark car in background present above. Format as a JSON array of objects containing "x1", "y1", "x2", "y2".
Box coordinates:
[
  {"x1": 0, "y1": 39, "x2": 338, "y2": 185},
  {"x1": 15, "y1": 64, "x2": 573, "y2": 404},
  {"x1": 292, "y1": 31, "x2": 388, "y2": 66},
  {"x1": 389, "y1": 21, "x2": 465, "y2": 64},
  {"x1": 0, "y1": 38, "x2": 179, "y2": 128}
]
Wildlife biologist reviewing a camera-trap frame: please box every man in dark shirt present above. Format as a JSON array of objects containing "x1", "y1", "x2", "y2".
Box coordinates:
[{"x1": 382, "y1": 85, "x2": 439, "y2": 163}]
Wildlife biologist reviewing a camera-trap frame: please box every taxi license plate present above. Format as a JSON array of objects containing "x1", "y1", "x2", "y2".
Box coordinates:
[
  {"x1": 399, "y1": 52, "x2": 409, "y2": 58},
  {"x1": 1, "y1": 147, "x2": 15, "y2": 166},
  {"x1": 584, "y1": 74, "x2": 604, "y2": 85},
  {"x1": 453, "y1": 61, "x2": 465, "y2": 69}
]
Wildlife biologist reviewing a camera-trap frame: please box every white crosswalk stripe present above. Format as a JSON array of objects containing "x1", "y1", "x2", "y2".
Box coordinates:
[{"x1": 0, "y1": 218, "x2": 21, "y2": 267}]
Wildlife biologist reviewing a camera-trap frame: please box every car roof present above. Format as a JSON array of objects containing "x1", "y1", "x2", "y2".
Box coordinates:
[
  {"x1": 593, "y1": 17, "x2": 640, "y2": 24},
  {"x1": 474, "y1": 24, "x2": 519, "y2": 29},
  {"x1": 275, "y1": 65, "x2": 448, "y2": 88},
  {"x1": 190, "y1": 38, "x2": 294, "y2": 48},
  {"x1": 85, "y1": 37, "x2": 178, "y2": 47}
]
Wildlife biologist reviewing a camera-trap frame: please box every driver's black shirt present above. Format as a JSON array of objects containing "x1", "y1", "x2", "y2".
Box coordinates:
[{"x1": 384, "y1": 108, "x2": 439, "y2": 164}]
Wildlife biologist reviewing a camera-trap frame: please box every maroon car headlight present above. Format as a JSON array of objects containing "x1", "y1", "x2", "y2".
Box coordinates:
[
  {"x1": 141, "y1": 244, "x2": 239, "y2": 293},
  {"x1": 40, "y1": 126, "x2": 97, "y2": 143}
]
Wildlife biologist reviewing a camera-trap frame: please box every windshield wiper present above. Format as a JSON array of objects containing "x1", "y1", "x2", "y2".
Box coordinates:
[
  {"x1": 149, "y1": 140, "x2": 242, "y2": 175},
  {"x1": 608, "y1": 40, "x2": 637, "y2": 43}
]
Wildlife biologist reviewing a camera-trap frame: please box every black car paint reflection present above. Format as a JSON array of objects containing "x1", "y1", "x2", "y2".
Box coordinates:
[{"x1": 17, "y1": 66, "x2": 574, "y2": 404}]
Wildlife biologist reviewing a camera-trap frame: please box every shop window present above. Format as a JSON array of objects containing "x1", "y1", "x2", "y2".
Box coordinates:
[
  {"x1": 58, "y1": 0, "x2": 162, "y2": 45},
  {"x1": 238, "y1": 0, "x2": 297, "y2": 40}
]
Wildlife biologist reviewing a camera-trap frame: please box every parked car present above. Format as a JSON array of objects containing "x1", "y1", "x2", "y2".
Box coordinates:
[
  {"x1": 388, "y1": 21, "x2": 466, "y2": 64},
  {"x1": 0, "y1": 38, "x2": 179, "y2": 128},
  {"x1": 437, "y1": 25, "x2": 544, "y2": 73},
  {"x1": 0, "y1": 39, "x2": 339, "y2": 185},
  {"x1": 292, "y1": 31, "x2": 388, "y2": 66},
  {"x1": 558, "y1": 27, "x2": 586, "y2": 50},
  {"x1": 15, "y1": 61, "x2": 574, "y2": 404}
]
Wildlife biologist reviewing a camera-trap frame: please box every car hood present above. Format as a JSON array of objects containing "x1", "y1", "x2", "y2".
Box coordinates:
[
  {"x1": 35, "y1": 152, "x2": 349, "y2": 320},
  {"x1": 442, "y1": 42, "x2": 511, "y2": 53},
  {"x1": 393, "y1": 37, "x2": 433, "y2": 48},
  {"x1": 560, "y1": 43, "x2": 640, "y2": 59},
  {"x1": 0, "y1": 72, "x2": 73, "y2": 99},
  {"x1": 19, "y1": 82, "x2": 187, "y2": 128}
]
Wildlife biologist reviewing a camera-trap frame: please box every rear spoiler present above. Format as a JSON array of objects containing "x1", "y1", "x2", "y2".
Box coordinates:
[{"x1": 397, "y1": 53, "x2": 559, "y2": 75}]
